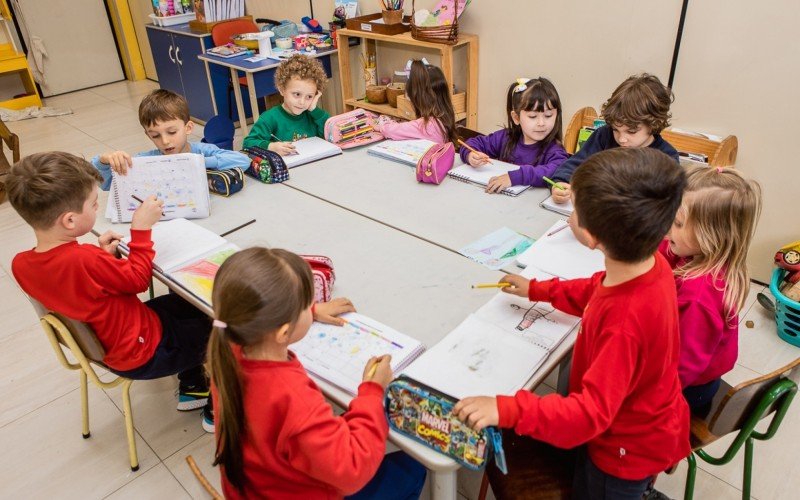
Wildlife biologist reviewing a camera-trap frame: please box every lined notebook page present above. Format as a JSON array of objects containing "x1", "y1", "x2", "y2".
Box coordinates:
[{"x1": 447, "y1": 161, "x2": 529, "y2": 196}]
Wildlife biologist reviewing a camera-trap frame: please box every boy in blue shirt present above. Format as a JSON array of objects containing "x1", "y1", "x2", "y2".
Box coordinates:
[{"x1": 92, "y1": 89, "x2": 249, "y2": 190}]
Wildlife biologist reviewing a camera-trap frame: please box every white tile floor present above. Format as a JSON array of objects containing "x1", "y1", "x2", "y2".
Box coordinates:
[{"x1": 1, "y1": 80, "x2": 798, "y2": 499}]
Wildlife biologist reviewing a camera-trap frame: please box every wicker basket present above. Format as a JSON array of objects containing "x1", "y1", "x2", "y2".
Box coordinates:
[{"x1": 411, "y1": 0, "x2": 459, "y2": 45}]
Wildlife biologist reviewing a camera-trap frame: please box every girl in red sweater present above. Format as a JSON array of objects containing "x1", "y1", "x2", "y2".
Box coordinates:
[{"x1": 207, "y1": 247, "x2": 426, "y2": 499}]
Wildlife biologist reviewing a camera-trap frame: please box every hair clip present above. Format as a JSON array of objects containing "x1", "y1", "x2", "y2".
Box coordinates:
[
  {"x1": 513, "y1": 78, "x2": 531, "y2": 93},
  {"x1": 212, "y1": 319, "x2": 227, "y2": 329},
  {"x1": 716, "y1": 166, "x2": 724, "y2": 173},
  {"x1": 400, "y1": 58, "x2": 430, "y2": 78}
]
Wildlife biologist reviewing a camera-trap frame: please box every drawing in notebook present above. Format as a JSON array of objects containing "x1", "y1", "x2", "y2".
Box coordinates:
[
  {"x1": 459, "y1": 227, "x2": 534, "y2": 271},
  {"x1": 281, "y1": 136, "x2": 343, "y2": 168},
  {"x1": 447, "y1": 160, "x2": 530, "y2": 196},
  {"x1": 292, "y1": 313, "x2": 425, "y2": 395},
  {"x1": 367, "y1": 139, "x2": 437, "y2": 166},
  {"x1": 106, "y1": 153, "x2": 209, "y2": 223},
  {"x1": 170, "y1": 246, "x2": 239, "y2": 305},
  {"x1": 515, "y1": 219, "x2": 605, "y2": 280}
]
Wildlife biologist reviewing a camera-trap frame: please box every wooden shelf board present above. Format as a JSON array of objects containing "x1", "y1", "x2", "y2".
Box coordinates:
[
  {"x1": 345, "y1": 97, "x2": 466, "y2": 121},
  {"x1": 337, "y1": 28, "x2": 476, "y2": 49}
]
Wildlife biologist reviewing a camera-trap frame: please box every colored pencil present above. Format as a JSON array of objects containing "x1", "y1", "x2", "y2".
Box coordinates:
[
  {"x1": 367, "y1": 357, "x2": 381, "y2": 378},
  {"x1": 457, "y1": 139, "x2": 493, "y2": 164},
  {"x1": 547, "y1": 224, "x2": 569, "y2": 237},
  {"x1": 471, "y1": 282, "x2": 513, "y2": 289},
  {"x1": 131, "y1": 195, "x2": 144, "y2": 204},
  {"x1": 542, "y1": 176, "x2": 566, "y2": 191}
]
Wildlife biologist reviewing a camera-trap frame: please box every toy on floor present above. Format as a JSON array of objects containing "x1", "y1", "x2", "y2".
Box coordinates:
[{"x1": 775, "y1": 241, "x2": 800, "y2": 301}]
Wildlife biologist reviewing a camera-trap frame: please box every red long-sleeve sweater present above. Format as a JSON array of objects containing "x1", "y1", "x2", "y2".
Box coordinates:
[
  {"x1": 12, "y1": 230, "x2": 161, "y2": 371},
  {"x1": 215, "y1": 349, "x2": 388, "y2": 499},
  {"x1": 496, "y1": 253, "x2": 690, "y2": 480}
]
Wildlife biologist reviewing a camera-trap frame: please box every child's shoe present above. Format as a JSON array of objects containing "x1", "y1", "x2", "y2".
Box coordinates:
[
  {"x1": 202, "y1": 403, "x2": 215, "y2": 433},
  {"x1": 178, "y1": 384, "x2": 209, "y2": 411}
]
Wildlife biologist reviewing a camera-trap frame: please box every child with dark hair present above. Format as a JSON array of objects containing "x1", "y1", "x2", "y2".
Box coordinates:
[
  {"x1": 455, "y1": 148, "x2": 690, "y2": 498},
  {"x1": 459, "y1": 77, "x2": 568, "y2": 194},
  {"x1": 375, "y1": 59, "x2": 457, "y2": 144},
  {"x1": 550, "y1": 73, "x2": 679, "y2": 204},
  {"x1": 92, "y1": 89, "x2": 249, "y2": 191}
]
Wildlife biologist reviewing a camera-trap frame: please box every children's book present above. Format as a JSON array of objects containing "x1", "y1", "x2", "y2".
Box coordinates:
[
  {"x1": 106, "y1": 153, "x2": 210, "y2": 223},
  {"x1": 206, "y1": 44, "x2": 250, "y2": 58},
  {"x1": 447, "y1": 161, "x2": 529, "y2": 197},
  {"x1": 403, "y1": 294, "x2": 579, "y2": 399},
  {"x1": 540, "y1": 194, "x2": 573, "y2": 216},
  {"x1": 515, "y1": 220, "x2": 605, "y2": 280},
  {"x1": 458, "y1": 227, "x2": 534, "y2": 271},
  {"x1": 367, "y1": 139, "x2": 437, "y2": 166},
  {"x1": 121, "y1": 218, "x2": 238, "y2": 305},
  {"x1": 292, "y1": 312, "x2": 426, "y2": 395},
  {"x1": 281, "y1": 136, "x2": 343, "y2": 168}
]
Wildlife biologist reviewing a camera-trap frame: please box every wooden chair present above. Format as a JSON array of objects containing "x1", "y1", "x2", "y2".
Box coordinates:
[
  {"x1": 30, "y1": 298, "x2": 140, "y2": 471},
  {"x1": 684, "y1": 357, "x2": 800, "y2": 499},
  {"x1": 0, "y1": 117, "x2": 20, "y2": 203},
  {"x1": 563, "y1": 107, "x2": 739, "y2": 166},
  {"x1": 211, "y1": 19, "x2": 260, "y2": 121}
]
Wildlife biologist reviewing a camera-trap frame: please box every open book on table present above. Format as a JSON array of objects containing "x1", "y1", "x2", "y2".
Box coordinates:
[
  {"x1": 366, "y1": 139, "x2": 437, "y2": 166},
  {"x1": 515, "y1": 219, "x2": 605, "y2": 280},
  {"x1": 402, "y1": 291, "x2": 580, "y2": 400},
  {"x1": 292, "y1": 312, "x2": 426, "y2": 396},
  {"x1": 106, "y1": 153, "x2": 210, "y2": 223},
  {"x1": 281, "y1": 136, "x2": 343, "y2": 168},
  {"x1": 122, "y1": 218, "x2": 238, "y2": 306},
  {"x1": 447, "y1": 160, "x2": 529, "y2": 196}
]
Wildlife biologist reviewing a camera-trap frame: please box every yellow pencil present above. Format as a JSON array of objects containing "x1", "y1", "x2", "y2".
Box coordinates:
[
  {"x1": 471, "y1": 282, "x2": 513, "y2": 289},
  {"x1": 457, "y1": 139, "x2": 494, "y2": 165},
  {"x1": 367, "y1": 357, "x2": 382, "y2": 378}
]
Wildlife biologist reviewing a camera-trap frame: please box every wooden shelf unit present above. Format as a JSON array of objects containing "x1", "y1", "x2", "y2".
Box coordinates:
[
  {"x1": 0, "y1": 0, "x2": 41, "y2": 110},
  {"x1": 335, "y1": 28, "x2": 478, "y2": 129}
]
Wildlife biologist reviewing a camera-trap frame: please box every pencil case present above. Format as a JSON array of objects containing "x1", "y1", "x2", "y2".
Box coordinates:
[
  {"x1": 385, "y1": 376, "x2": 507, "y2": 472},
  {"x1": 241, "y1": 146, "x2": 290, "y2": 184},
  {"x1": 206, "y1": 167, "x2": 245, "y2": 197},
  {"x1": 324, "y1": 109, "x2": 384, "y2": 150},
  {"x1": 301, "y1": 254, "x2": 335, "y2": 303},
  {"x1": 416, "y1": 142, "x2": 454, "y2": 185}
]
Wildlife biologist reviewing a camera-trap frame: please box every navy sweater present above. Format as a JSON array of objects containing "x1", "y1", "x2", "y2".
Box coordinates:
[{"x1": 551, "y1": 125, "x2": 680, "y2": 183}]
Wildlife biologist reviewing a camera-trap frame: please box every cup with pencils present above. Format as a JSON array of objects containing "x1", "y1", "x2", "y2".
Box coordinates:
[{"x1": 381, "y1": 0, "x2": 404, "y2": 25}]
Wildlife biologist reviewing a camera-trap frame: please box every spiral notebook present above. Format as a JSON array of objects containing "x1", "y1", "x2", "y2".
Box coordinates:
[
  {"x1": 540, "y1": 195, "x2": 574, "y2": 216},
  {"x1": 292, "y1": 313, "x2": 426, "y2": 395},
  {"x1": 367, "y1": 139, "x2": 437, "y2": 166},
  {"x1": 403, "y1": 292, "x2": 579, "y2": 399},
  {"x1": 447, "y1": 161, "x2": 530, "y2": 196},
  {"x1": 282, "y1": 136, "x2": 343, "y2": 168},
  {"x1": 106, "y1": 153, "x2": 210, "y2": 223}
]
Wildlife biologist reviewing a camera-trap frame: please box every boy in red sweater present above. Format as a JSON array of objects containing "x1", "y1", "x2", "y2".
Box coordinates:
[
  {"x1": 455, "y1": 148, "x2": 690, "y2": 498},
  {"x1": 7, "y1": 152, "x2": 213, "y2": 428}
]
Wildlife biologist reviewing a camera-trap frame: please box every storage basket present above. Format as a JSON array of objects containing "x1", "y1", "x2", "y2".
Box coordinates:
[
  {"x1": 769, "y1": 268, "x2": 800, "y2": 347},
  {"x1": 411, "y1": 0, "x2": 459, "y2": 45},
  {"x1": 149, "y1": 12, "x2": 195, "y2": 27}
]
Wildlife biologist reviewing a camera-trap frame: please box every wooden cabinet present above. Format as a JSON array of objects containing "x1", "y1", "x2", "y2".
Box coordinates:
[{"x1": 335, "y1": 29, "x2": 478, "y2": 129}]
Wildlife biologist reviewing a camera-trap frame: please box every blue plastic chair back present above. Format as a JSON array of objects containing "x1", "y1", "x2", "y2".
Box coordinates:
[{"x1": 203, "y1": 115, "x2": 235, "y2": 150}]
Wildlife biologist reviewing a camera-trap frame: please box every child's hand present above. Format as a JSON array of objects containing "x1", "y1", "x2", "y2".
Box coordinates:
[
  {"x1": 131, "y1": 195, "x2": 163, "y2": 231},
  {"x1": 500, "y1": 274, "x2": 530, "y2": 298},
  {"x1": 486, "y1": 174, "x2": 512, "y2": 194},
  {"x1": 309, "y1": 91, "x2": 323, "y2": 111},
  {"x1": 453, "y1": 396, "x2": 499, "y2": 431},
  {"x1": 468, "y1": 151, "x2": 491, "y2": 168},
  {"x1": 313, "y1": 297, "x2": 356, "y2": 326},
  {"x1": 100, "y1": 151, "x2": 133, "y2": 176},
  {"x1": 97, "y1": 230, "x2": 123, "y2": 256},
  {"x1": 269, "y1": 141, "x2": 297, "y2": 156},
  {"x1": 551, "y1": 183, "x2": 572, "y2": 204},
  {"x1": 363, "y1": 355, "x2": 393, "y2": 388}
]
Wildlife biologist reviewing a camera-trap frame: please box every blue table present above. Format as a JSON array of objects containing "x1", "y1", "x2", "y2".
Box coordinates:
[{"x1": 198, "y1": 48, "x2": 336, "y2": 135}]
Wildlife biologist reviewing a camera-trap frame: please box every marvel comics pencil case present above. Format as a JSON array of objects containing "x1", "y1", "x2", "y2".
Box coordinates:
[{"x1": 385, "y1": 376, "x2": 506, "y2": 472}]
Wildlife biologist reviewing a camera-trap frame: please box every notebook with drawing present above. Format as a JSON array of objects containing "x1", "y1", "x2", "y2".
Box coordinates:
[
  {"x1": 121, "y1": 218, "x2": 238, "y2": 306},
  {"x1": 106, "y1": 153, "x2": 210, "y2": 223},
  {"x1": 402, "y1": 294, "x2": 579, "y2": 399},
  {"x1": 367, "y1": 139, "x2": 437, "y2": 166},
  {"x1": 282, "y1": 136, "x2": 343, "y2": 168},
  {"x1": 292, "y1": 312, "x2": 426, "y2": 396},
  {"x1": 447, "y1": 161, "x2": 530, "y2": 196},
  {"x1": 515, "y1": 220, "x2": 605, "y2": 280},
  {"x1": 540, "y1": 195, "x2": 573, "y2": 216}
]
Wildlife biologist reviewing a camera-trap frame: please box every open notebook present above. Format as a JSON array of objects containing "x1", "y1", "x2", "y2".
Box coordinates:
[
  {"x1": 402, "y1": 292, "x2": 579, "y2": 399},
  {"x1": 106, "y1": 153, "x2": 210, "y2": 223},
  {"x1": 540, "y1": 195, "x2": 574, "y2": 216},
  {"x1": 447, "y1": 160, "x2": 529, "y2": 196},
  {"x1": 282, "y1": 136, "x2": 343, "y2": 168},
  {"x1": 121, "y1": 218, "x2": 238, "y2": 306},
  {"x1": 367, "y1": 139, "x2": 437, "y2": 166},
  {"x1": 292, "y1": 313, "x2": 426, "y2": 395},
  {"x1": 516, "y1": 220, "x2": 605, "y2": 280}
]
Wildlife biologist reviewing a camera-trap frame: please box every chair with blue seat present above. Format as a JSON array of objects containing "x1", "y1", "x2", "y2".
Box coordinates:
[{"x1": 202, "y1": 115, "x2": 235, "y2": 151}]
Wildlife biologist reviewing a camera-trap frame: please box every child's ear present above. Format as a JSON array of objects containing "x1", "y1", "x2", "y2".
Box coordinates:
[
  {"x1": 58, "y1": 211, "x2": 77, "y2": 231},
  {"x1": 274, "y1": 323, "x2": 292, "y2": 344},
  {"x1": 184, "y1": 120, "x2": 194, "y2": 135},
  {"x1": 510, "y1": 111, "x2": 521, "y2": 126}
]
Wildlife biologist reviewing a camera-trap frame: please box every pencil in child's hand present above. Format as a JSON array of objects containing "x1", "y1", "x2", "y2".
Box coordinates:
[
  {"x1": 457, "y1": 139, "x2": 493, "y2": 164},
  {"x1": 367, "y1": 356, "x2": 383, "y2": 378},
  {"x1": 131, "y1": 195, "x2": 144, "y2": 204},
  {"x1": 471, "y1": 282, "x2": 513, "y2": 289},
  {"x1": 270, "y1": 133, "x2": 289, "y2": 143},
  {"x1": 542, "y1": 176, "x2": 566, "y2": 191}
]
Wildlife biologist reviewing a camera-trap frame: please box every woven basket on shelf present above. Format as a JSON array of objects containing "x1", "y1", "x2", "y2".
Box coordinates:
[{"x1": 411, "y1": 0, "x2": 459, "y2": 45}]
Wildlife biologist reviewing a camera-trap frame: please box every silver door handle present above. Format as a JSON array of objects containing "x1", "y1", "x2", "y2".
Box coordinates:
[
  {"x1": 175, "y1": 46, "x2": 182, "y2": 65},
  {"x1": 168, "y1": 45, "x2": 175, "y2": 63}
]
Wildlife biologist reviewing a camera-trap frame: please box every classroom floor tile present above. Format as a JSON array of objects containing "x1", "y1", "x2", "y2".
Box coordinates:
[
  {"x1": 162, "y1": 433, "x2": 221, "y2": 498},
  {"x1": 105, "y1": 463, "x2": 191, "y2": 500}
]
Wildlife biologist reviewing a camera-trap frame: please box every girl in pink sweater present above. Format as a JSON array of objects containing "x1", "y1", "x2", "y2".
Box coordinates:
[
  {"x1": 660, "y1": 165, "x2": 762, "y2": 414},
  {"x1": 376, "y1": 59, "x2": 457, "y2": 144}
]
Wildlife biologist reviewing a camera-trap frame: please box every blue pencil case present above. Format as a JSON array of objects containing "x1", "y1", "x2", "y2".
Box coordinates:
[{"x1": 385, "y1": 376, "x2": 507, "y2": 472}]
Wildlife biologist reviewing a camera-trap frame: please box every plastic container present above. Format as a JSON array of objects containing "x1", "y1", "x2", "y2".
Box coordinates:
[
  {"x1": 769, "y1": 268, "x2": 800, "y2": 347},
  {"x1": 149, "y1": 12, "x2": 195, "y2": 27}
]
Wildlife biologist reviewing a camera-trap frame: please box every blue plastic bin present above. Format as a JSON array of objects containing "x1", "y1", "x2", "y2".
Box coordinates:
[{"x1": 769, "y1": 268, "x2": 800, "y2": 347}]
